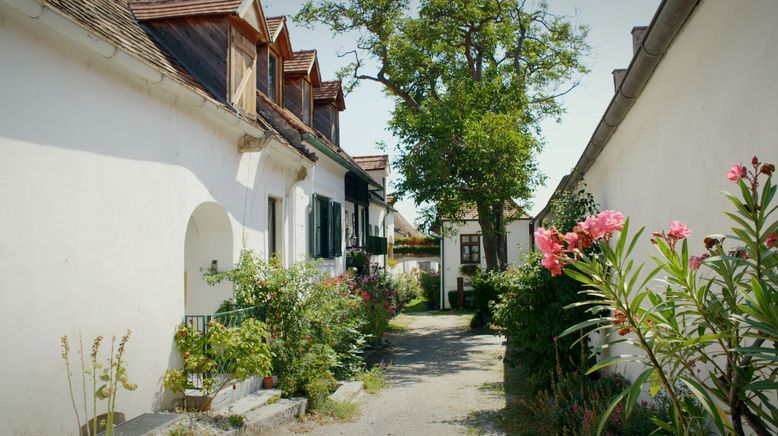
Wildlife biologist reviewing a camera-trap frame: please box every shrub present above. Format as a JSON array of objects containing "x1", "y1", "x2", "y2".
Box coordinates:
[
  {"x1": 419, "y1": 272, "x2": 441, "y2": 309},
  {"x1": 354, "y1": 266, "x2": 398, "y2": 346},
  {"x1": 393, "y1": 272, "x2": 423, "y2": 307},
  {"x1": 447, "y1": 290, "x2": 475, "y2": 310},
  {"x1": 469, "y1": 272, "x2": 503, "y2": 328},
  {"x1": 521, "y1": 372, "x2": 656, "y2": 436},
  {"x1": 492, "y1": 252, "x2": 593, "y2": 391},
  {"x1": 163, "y1": 319, "x2": 272, "y2": 411}
]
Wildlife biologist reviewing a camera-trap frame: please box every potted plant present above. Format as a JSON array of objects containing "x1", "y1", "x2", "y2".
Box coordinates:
[{"x1": 263, "y1": 375, "x2": 274, "y2": 389}]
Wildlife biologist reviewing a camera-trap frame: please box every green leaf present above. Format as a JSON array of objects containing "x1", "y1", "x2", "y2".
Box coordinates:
[
  {"x1": 558, "y1": 317, "x2": 610, "y2": 339},
  {"x1": 597, "y1": 388, "x2": 628, "y2": 436},
  {"x1": 678, "y1": 376, "x2": 726, "y2": 434},
  {"x1": 648, "y1": 370, "x2": 662, "y2": 398},
  {"x1": 625, "y1": 368, "x2": 654, "y2": 417},
  {"x1": 585, "y1": 354, "x2": 635, "y2": 375}
]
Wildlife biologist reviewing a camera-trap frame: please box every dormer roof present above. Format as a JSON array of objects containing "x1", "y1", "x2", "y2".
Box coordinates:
[
  {"x1": 284, "y1": 50, "x2": 322, "y2": 87},
  {"x1": 314, "y1": 80, "x2": 346, "y2": 111},
  {"x1": 131, "y1": 0, "x2": 270, "y2": 42},
  {"x1": 266, "y1": 16, "x2": 293, "y2": 60}
]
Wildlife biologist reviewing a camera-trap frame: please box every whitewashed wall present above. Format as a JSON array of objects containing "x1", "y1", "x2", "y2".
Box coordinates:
[
  {"x1": 441, "y1": 219, "x2": 532, "y2": 309},
  {"x1": 577, "y1": 0, "x2": 778, "y2": 380},
  {"x1": 311, "y1": 156, "x2": 348, "y2": 275},
  {"x1": 0, "y1": 6, "x2": 315, "y2": 434}
]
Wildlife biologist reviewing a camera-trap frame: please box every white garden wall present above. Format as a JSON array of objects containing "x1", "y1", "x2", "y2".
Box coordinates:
[{"x1": 577, "y1": 0, "x2": 778, "y2": 380}]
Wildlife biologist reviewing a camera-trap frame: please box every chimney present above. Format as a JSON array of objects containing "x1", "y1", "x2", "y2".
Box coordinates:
[
  {"x1": 631, "y1": 26, "x2": 648, "y2": 55},
  {"x1": 612, "y1": 69, "x2": 627, "y2": 92}
]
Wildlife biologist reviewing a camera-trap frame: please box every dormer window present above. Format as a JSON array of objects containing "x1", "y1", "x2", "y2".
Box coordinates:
[
  {"x1": 302, "y1": 80, "x2": 312, "y2": 125},
  {"x1": 229, "y1": 27, "x2": 257, "y2": 115},
  {"x1": 268, "y1": 52, "x2": 280, "y2": 104}
]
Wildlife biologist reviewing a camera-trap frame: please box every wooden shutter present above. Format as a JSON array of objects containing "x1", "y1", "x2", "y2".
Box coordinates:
[
  {"x1": 229, "y1": 27, "x2": 257, "y2": 115},
  {"x1": 322, "y1": 197, "x2": 331, "y2": 258},
  {"x1": 332, "y1": 202, "x2": 342, "y2": 257},
  {"x1": 310, "y1": 193, "x2": 319, "y2": 258}
]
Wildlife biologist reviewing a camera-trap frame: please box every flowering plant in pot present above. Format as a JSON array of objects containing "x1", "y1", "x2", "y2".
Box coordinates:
[{"x1": 536, "y1": 156, "x2": 777, "y2": 435}]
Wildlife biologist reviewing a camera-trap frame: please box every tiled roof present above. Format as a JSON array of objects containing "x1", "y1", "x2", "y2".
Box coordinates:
[
  {"x1": 459, "y1": 199, "x2": 527, "y2": 221},
  {"x1": 284, "y1": 50, "x2": 316, "y2": 75},
  {"x1": 354, "y1": 155, "x2": 389, "y2": 171},
  {"x1": 314, "y1": 80, "x2": 345, "y2": 111},
  {"x1": 266, "y1": 16, "x2": 284, "y2": 39},
  {"x1": 130, "y1": 0, "x2": 243, "y2": 21},
  {"x1": 257, "y1": 92, "x2": 377, "y2": 185},
  {"x1": 314, "y1": 81, "x2": 340, "y2": 101},
  {"x1": 394, "y1": 211, "x2": 424, "y2": 238},
  {"x1": 42, "y1": 0, "x2": 203, "y2": 94}
]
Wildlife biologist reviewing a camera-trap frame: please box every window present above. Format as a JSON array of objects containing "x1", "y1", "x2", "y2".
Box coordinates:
[
  {"x1": 460, "y1": 234, "x2": 481, "y2": 264},
  {"x1": 268, "y1": 197, "x2": 279, "y2": 260},
  {"x1": 310, "y1": 194, "x2": 342, "y2": 258},
  {"x1": 229, "y1": 27, "x2": 257, "y2": 115},
  {"x1": 268, "y1": 51, "x2": 280, "y2": 104},
  {"x1": 302, "y1": 80, "x2": 311, "y2": 125}
]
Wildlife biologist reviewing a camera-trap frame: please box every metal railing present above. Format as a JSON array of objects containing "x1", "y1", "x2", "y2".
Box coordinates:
[{"x1": 182, "y1": 305, "x2": 264, "y2": 389}]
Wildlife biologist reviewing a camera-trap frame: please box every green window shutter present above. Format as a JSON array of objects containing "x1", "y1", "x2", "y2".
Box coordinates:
[
  {"x1": 310, "y1": 193, "x2": 319, "y2": 258},
  {"x1": 332, "y1": 202, "x2": 342, "y2": 257},
  {"x1": 322, "y1": 197, "x2": 331, "y2": 258}
]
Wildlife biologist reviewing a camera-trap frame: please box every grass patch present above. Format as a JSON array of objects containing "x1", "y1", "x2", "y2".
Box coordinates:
[
  {"x1": 388, "y1": 314, "x2": 412, "y2": 332},
  {"x1": 402, "y1": 296, "x2": 429, "y2": 313},
  {"x1": 480, "y1": 382, "x2": 504, "y2": 394},
  {"x1": 318, "y1": 399, "x2": 359, "y2": 421},
  {"x1": 357, "y1": 366, "x2": 386, "y2": 394}
]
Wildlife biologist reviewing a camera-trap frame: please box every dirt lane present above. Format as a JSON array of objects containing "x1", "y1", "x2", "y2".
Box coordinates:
[{"x1": 275, "y1": 312, "x2": 507, "y2": 436}]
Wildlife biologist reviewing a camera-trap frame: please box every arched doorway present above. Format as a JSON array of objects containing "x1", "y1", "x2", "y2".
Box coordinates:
[{"x1": 184, "y1": 202, "x2": 233, "y2": 315}]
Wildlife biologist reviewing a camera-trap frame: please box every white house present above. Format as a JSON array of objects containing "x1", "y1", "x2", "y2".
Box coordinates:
[
  {"x1": 535, "y1": 0, "x2": 778, "y2": 383},
  {"x1": 352, "y1": 155, "x2": 393, "y2": 267},
  {"x1": 440, "y1": 202, "x2": 532, "y2": 309},
  {"x1": 0, "y1": 0, "x2": 387, "y2": 433}
]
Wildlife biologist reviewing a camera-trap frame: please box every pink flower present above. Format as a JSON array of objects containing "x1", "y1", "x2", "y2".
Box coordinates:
[
  {"x1": 689, "y1": 255, "x2": 703, "y2": 271},
  {"x1": 727, "y1": 164, "x2": 747, "y2": 182},
  {"x1": 767, "y1": 232, "x2": 777, "y2": 248},
  {"x1": 581, "y1": 215, "x2": 606, "y2": 240},
  {"x1": 541, "y1": 253, "x2": 563, "y2": 277},
  {"x1": 668, "y1": 221, "x2": 690, "y2": 239},
  {"x1": 535, "y1": 228, "x2": 563, "y2": 255},
  {"x1": 564, "y1": 232, "x2": 580, "y2": 250},
  {"x1": 597, "y1": 210, "x2": 625, "y2": 233}
]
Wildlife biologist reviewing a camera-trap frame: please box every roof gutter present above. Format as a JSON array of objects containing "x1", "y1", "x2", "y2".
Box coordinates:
[
  {"x1": 303, "y1": 133, "x2": 383, "y2": 189},
  {"x1": 1, "y1": 0, "x2": 308, "y2": 156},
  {"x1": 538, "y1": 0, "x2": 699, "y2": 223}
]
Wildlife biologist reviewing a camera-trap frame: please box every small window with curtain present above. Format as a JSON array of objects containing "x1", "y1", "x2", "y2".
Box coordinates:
[
  {"x1": 268, "y1": 197, "x2": 279, "y2": 260},
  {"x1": 460, "y1": 234, "x2": 481, "y2": 264}
]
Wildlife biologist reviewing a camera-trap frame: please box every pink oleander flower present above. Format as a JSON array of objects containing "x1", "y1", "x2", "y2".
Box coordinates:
[
  {"x1": 535, "y1": 227, "x2": 563, "y2": 255},
  {"x1": 581, "y1": 215, "x2": 606, "y2": 240},
  {"x1": 727, "y1": 164, "x2": 747, "y2": 182},
  {"x1": 689, "y1": 255, "x2": 703, "y2": 271},
  {"x1": 767, "y1": 232, "x2": 777, "y2": 248},
  {"x1": 597, "y1": 210, "x2": 625, "y2": 233},
  {"x1": 564, "y1": 232, "x2": 580, "y2": 250},
  {"x1": 668, "y1": 221, "x2": 691, "y2": 239},
  {"x1": 541, "y1": 253, "x2": 563, "y2": 277}
]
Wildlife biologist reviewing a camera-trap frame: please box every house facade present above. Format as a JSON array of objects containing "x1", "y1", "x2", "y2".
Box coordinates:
[
  {"x1": 536, "y1": 0, "x2": 778, "y2": 382},
  {"x1": 0, "y1": 0, "x2": 388, "y2": 433},
  {"x1": 440, "y1": 204, "x2": 532, "y2": 309}
]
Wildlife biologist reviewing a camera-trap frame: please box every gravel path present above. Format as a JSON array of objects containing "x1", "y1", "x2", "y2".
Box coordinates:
[{"x1": 275, "y1": 312, "x2": 507, "y2": 436}]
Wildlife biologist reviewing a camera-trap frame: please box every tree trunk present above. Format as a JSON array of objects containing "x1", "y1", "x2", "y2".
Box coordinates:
[{"x1": 477, "y1": 201, "x2": 508, "y2": 272}]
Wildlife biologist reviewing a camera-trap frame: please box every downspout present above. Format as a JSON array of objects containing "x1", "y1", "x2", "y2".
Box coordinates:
[{"x1": 440, "y1": 230, "x2": 445, "y2": 311}]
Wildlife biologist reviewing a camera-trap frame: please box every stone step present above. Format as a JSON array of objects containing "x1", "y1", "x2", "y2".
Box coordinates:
[
  {"x1": 184, "y1": 375, "x2": 263, "y2": 411},
  {"x1": 214, "y1": 388, "x2": 283, "y2": 416},
  {"x1": 329, "y1": 381, "x2": 364, "y2": 403},
  {"x1": 242, "y1": 398, "x2": 308, "y2": 433}
]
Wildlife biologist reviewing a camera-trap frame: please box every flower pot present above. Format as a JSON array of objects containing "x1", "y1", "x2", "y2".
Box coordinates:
[{"x1": 263, "y1": 375, "x2": 274, "y2": 389}]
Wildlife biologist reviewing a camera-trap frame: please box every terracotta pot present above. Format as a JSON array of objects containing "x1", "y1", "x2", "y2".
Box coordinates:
[{"x1": 263, "y1": 375, "x2": 274, "y2": 389}]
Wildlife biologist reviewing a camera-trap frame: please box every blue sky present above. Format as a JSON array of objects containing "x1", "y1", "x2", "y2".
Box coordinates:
[{"x1": 262, "y1": 0, "x2": 660, "y2": 226}]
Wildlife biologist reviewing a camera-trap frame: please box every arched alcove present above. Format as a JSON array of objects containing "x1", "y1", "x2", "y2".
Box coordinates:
[{"x1": 184, "y1": 202, "x2": 233, "y2": 315}]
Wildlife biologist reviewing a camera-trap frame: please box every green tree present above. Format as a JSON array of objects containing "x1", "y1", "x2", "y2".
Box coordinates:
[{"x1": 297, "y1": 0, "x2": 589, "y2": 271}]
